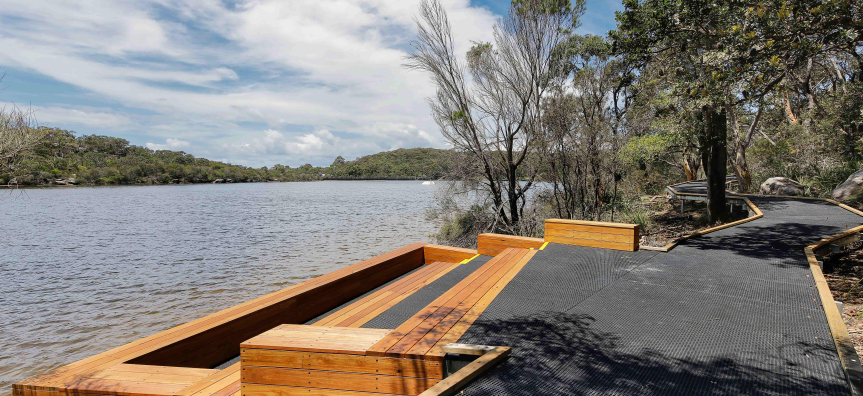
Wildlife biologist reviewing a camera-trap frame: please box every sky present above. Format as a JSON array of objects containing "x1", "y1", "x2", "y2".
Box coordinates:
[{"x1": 0, "y1": 0, "x2": 622, "y2": 167}]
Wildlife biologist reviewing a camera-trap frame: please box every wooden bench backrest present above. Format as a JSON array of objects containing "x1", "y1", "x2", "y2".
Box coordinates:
[{"x1": 544, "y1": 219, "x2": 639, "y2": 251}]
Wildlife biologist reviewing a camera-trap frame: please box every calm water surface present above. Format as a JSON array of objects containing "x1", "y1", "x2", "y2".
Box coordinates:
[{"x1": 0, "y1": 181, "x2": 439, "y2": 395}]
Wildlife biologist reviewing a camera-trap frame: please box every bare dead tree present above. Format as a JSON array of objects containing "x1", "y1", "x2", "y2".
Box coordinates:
[
  {"x1": 0, "y1": 104, "x2": 44, "y2": 179},
  {"x1": 405, "y1": 0, "x2": 580, "y2": 231}
]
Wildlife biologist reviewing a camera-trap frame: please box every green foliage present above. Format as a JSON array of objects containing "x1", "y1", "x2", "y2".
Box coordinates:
[
  {"x1": 0, "y1": 128, "x2": 453, "y2": 186},
  {"x1": 327, "y1": 148, "x2": 452, "y2": 180}
]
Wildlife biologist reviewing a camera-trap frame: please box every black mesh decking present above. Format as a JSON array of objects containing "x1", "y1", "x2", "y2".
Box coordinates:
[{"x1": 455, "y1": 185, "x2": 862, "y2": 395}]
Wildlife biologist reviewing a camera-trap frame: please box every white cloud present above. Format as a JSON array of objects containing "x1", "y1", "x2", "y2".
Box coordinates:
[
  {"x1": 0, "y1": 0, "x2": 499, "y2": 166},
  {"x1": 146, "y1": 138, "x2": 191, "y2": 151},
  {"x1": 32, "y1": 106, "x2": 133, "y2": 128}
]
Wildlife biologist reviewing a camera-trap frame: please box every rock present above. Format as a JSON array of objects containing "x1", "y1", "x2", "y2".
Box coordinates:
[
  {"x1": 226, "y1": 179, "x2": 233, "y2": 183},
  {"x1": 213, "y1": 179, "x2": 224, "y2": 184},
  {"x1": 760, "y1": 177, "x2": 804, "y2": 196},
  {"x1": 67, "y1": 177, "x2": 77, "y2": 185},
  {"x1": 832, "y1": 169, "x2": 863, "y2": 201},
  {"x1": 54, "y1": 179, "x2": 67, "y2": 185}
]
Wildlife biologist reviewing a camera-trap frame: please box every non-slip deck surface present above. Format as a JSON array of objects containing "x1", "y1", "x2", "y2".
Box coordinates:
[{"x1": 456, "y1": 184, "x2": 863, "y2": 395}]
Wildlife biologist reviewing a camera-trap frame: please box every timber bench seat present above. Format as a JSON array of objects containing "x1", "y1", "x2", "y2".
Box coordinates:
[
  {"x1": 311, "y1": 261, "x2": 463, "y2": 328},
  {"x1": 367, "y1": 248, "x2": 536, "y2": 361},
  {"x1": 240, "y1": 325, "x2": 443, "y2": 395}
]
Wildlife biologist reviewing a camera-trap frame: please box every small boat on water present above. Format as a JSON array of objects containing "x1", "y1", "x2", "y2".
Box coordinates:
[{"x1": 421, "y1": 181, "x2": 435, "y2": 185}]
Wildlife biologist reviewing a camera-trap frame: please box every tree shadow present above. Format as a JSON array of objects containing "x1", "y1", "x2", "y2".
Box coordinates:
[
  {"x1": 458, "y1": 312, "x2": 847, "y2": 395},
  {"x1": 680, "y1": 221, "x2": 847, "y2": 267}
]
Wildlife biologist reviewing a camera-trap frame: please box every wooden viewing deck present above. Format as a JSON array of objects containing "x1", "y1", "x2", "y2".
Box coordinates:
[{"x1": 13, "y1": 183, "x2": 863, "y2": 395}]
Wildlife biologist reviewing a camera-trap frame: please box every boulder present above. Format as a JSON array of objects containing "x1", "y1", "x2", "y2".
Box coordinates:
[
  {"x1": 213, "y1": 179, "x2": 224, "y2": 184},
  {"x1": 760, "y1": 177, "x2": 804, "y2": 196},
  {"x1": 832, "y1": 169, "x2": 863, "y2": 201}
]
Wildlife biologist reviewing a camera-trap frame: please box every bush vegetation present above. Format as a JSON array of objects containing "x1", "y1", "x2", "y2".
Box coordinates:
[
  {"x1": 415, "y1": 0, "x2": 862, "y2": 247},
  {"x1": 0, "y1": 128, "x2": 452, "y2": 186}
]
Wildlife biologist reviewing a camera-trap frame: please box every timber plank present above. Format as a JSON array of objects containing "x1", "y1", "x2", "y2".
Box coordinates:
[
  {"x1": 329, "y1": 263, "x2": 454, "y2": 328},
  {"x1": 544, "y1": 235, "x2": 635, "y2": 251},
  {"x1": 241, "y1": 366, "x2": 438, "y2": 396},
  {"x1": 241, "y1": 384, "x2": 392, "y2": 396},
  {"x1": 106, "y1": 365, "x2": 216, "y2": 377},
  {"x1": 58, "y1": 378, "x2": 189, "y2": 396},
  {"x1": 367, "y1": 249, "x2": 517, "y2": 357},
  {"x1": 477, "y1": 234, "x2": 544, "y2": 248},
  {"x1": 87, "y1": 368, "x2": 213, "y2": 386},
  {"x1": 422, "y1": 245, "x2": 477, "y2": 264},
  {"x1": 545, "y1": 219, "x2": 638, "y2": 229},
  {"x1": 241, "y1": 349, "x2": 443, "y2": 379},
  {"x1": 544, "y1": 221, "x2": 635, "y2": 235},
  {"x1": 544, "y1": 228, "x2": 636, "y2": 243},
  {"x1": 242, "y1": 325, "x2": 391, "y2": 355},
  {"x1": 177, "y1": 364, "x2": 240, "y2": 396},
  {"x1": 345, "y1": 262, "x2": 460, "y2": 328},
  {"x1": 190, "y1": 371, "x2": 241, "y2": 396},
  {"x1": 313, "y1": 263, "x2": 442, "y2": 327}
]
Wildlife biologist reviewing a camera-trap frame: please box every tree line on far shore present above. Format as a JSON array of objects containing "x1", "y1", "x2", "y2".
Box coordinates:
[{"x1": 0, "y1": 127, "x2": 452, "y2": 186}]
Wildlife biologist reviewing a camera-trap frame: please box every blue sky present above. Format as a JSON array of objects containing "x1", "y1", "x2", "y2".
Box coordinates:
[{"x1": 0, "y1": 0, "x2": 622, "y2": 167}]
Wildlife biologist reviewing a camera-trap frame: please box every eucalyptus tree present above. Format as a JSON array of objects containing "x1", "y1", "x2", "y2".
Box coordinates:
[
  {"x1": 613, "y1": 0, "x2": 862, "y2": 216},
  {"x1": 405, "y1": 0, "x2": 583, "y2": 230},
  {"x1": 541, "y1": 34, "x2": 642, "y2": 221},
  {"x1": 613, "y1": 1, "x2": 785, "y2": 221}
]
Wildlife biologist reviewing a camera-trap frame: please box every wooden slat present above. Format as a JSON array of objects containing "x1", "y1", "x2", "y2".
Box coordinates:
[
  {"x1": 242, "y1": 325, "x2": 391, "y2": 355},
  {"x1": 477, "y1": 234, "x2": 544, "y2": 256},
  {"x1": 241, "y1": 349, "x2": 444, "y2": 379},
  {"x1": 313, "y1": 262, "x2": 445, "y2": 327},
  {"x1": 418, "y1": 346, "x2": 510, "y2": 396},
  {"x1": 241, "y1": 366, "x2": 438, "y2": 396},
  {"x1": 87, "y1": 368, "x2": 214, "y2": 386},
  {"x1": 544, "y1": 228, "x2": 636, "y2": 243},
  {"x1": 426, "y1": 250, "x2": 536, "y2": 358},
  {"x1": 106, "y1": 365, "x2": 215, "y2": 377},
  {"x1": 177, "y1": 364, "x2": 240, "y2": 396},
  {"x1": 58, "y1": 378, "x2": 190, "y2": 396},
  {"x1": 344, "y1": 262, "x2": 460, "y2": 328},
  {"x1": 544, "y1": 235, "x2": 635, "y2": 251},
  {"x1": 545, "y1": 218, "x2": 638, "y2": 229},
  {"x1": 188, "y1": 369, "x2": 240, "y2": 396},
  {"x1": 544, "y1": 221, "x2": 636, "y2": 235},
  {"x1": 423, "y1": 245, "x2": 478, "y2": 264},
  {"x1": 241, "y1": 383, "x2": 392, "y2": 396},
  {"x1": 366, "y1": 249, "x2": 518, "y2": 357},
  {"x1": 404, "y1": 250, "x2": 529, "y2": 357}
]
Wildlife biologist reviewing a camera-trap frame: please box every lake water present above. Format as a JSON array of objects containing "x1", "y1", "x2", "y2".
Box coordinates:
[{"x1": 0, "y1": 181, "x2": 440, "y2": 395}]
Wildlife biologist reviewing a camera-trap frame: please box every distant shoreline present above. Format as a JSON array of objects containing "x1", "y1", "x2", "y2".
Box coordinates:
[{"x1": 0, "y1": 179, "x2": 442, "y2": 188}]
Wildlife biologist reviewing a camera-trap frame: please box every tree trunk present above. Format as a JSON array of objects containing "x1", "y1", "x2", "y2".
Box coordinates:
[
  {"x1": 731, "y1": 142, "x2": 752, "y2": 193},
  {"x1": 683, "y1": 146, "x2": 700, "y2": 181},
  {"x1": 701, "y1": 106, "x2": 729, "y2": 222}
]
